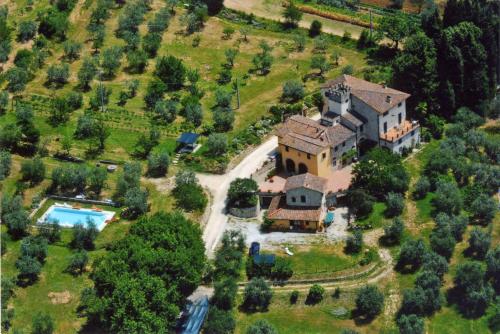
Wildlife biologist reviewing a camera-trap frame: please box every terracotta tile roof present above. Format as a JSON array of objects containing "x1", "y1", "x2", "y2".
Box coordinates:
[
  {"x1": 326, "y1": 124, "x2": 356, "y2": 147},
  {"x1": 341, "y1": 112, "x2": 364, "y2": 126},
  {"x1": 267, "y1": 195, "x2": 323, "y2": 221},
  {"x1": 322, "y1": 75, "x2": 410, "y2": 114},
  {"x1": 277, "y1": 115, "x2": 331, "y2": 154},
  {"x1": 259, "y1": 176, "x2": 286, "y2": 193},
  {"x1": 277, "y1": 115, "x2": 355, "y2": 153},
  {"x1": 284, "y1": 173, "x2": 328, "y2": 193},
  {"x1": 380, "y1": 120, "x2": 420, "y2": 143}
]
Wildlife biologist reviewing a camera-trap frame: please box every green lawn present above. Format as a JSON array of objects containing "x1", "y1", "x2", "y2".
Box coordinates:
[
  {"x1": 235, "y1": 289, "x2": 391, "y2": 334},
  {"x1": 427, "y1": 306, "x2": 491, "y2": 334},
  {"x1": 356, "y1": 202, "x2": 389, "y2": 229},
  {"x1": 284, "y1": 244, "x2": 364, "y2": 279}
]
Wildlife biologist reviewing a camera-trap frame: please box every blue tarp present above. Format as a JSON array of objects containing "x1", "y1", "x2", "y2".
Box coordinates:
[
  {"x1": 324, "y1": 212, "x2": 335, "y2": 225},
  {"x1": 181, "y1": 296, "x2": 209, "y2": 334},
  {"x1": 177, "y1": 132, "x2": 199, "y2": 145}
]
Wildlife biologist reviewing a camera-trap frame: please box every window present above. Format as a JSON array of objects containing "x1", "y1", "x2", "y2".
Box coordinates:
[
  {"x1": 342, "y1": 141, "x2": 346, "y2": 147},
  {"x1": 322, "y1": 152, "x2": 326, "y2": 160},
  {"x1": 383, "y1": 122, "x2": 387, "y2": 133},
  {"x1": 345, "y1": 99, "x2": 348, "y2": 103},
  {"x1": 360, "y1": 125, "x2": 364, "y2": 132},
  {"x1": 334, "y1": 146, "x2": 338, "y2": 152},
  {"x1": 398, "y1": 102, "x2": 402, "y2": 107},
  {"x1": 307, "y1": 153, "x2": 311, "y2": 159},
  {"x1": 333, "y1": 158, "x2": 337, "y2": 166},
  {"x1": 285, "y1": 146, "x2": 289, "y2": 152},
  {"x1": 398, "y1": 139, "x2": 402, "y2": 144},
  {"x1": 300, "y1": 195, "x2": 306, "y2": 203},
  {"x1": 291, "y1": 197, "x2": 296, "y2": 203},
  {"x1": 411, "y1": 130, "x2": 415, "y2": 136},
  {"x1": 383, "y1": 111, "x2": 389, "y2": 116},
  {"x1": 398, "y1": 113, "x2": 402, "y2": 124}
]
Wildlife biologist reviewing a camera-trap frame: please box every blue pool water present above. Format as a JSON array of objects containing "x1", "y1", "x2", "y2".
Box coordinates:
[{"x1": 44, "y1": 207, "x2": 110, "y2": 230}]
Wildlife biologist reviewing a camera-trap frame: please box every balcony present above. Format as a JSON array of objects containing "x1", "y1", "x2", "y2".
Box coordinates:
[{"x1": 380, "y1": 120, "x2": 419, "y2": 143}]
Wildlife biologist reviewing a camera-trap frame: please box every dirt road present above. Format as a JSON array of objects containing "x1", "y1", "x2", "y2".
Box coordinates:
[
  {"x1": 198, "y1": 136, "x2": 279, "y2": 257},
  {"x1": 224, "y1": 0, "x2": 364, "y2": 39}
]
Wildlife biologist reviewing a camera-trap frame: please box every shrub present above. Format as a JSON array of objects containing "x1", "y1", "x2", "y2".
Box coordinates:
[
  {"x1": 342, "y1": 64, "x2": 353, "y2": 75},
  {"x1": 355, "y1": 285, "x2": 384, "y2": 319},
  {"x1": 243, "y1": 277, "x2": 273, "y2": 311},
  {"x1": 306, "y1": 284, "x2": 325, "y2": 305},
  {"x1": 345, "y1": 230, "x2": 363, "y2": 254},
  {"x1": 385, "y1": 192, "x2": 404, "y2": 217},
  {"x1": 31, "y1": 312, "x2": 54, "y2": 334},
  {"x1": 173, "y1": 183, "x2": 207, "y2": 212},
  {"x1": 290, "y1": 290, "x2": 299, "y2": 304},
  {"x1": 271, "y1": 257, "x2": 293, "y2": 281},
  {"x1": 246, "y1": 320, "x2": 278, "y2": 334},
  {"x1": 309, "y1": 20, "x2": 322, "y2": 37}
]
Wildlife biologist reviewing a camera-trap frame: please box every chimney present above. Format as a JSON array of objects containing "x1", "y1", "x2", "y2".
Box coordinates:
[{"x1": 386, "y1": 95, "x2": 392, "y2": 103}]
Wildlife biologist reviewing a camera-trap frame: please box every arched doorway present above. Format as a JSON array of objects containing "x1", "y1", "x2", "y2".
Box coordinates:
[
  {"x1": 298, "y1": 163, "x2": 308, "y2": 174},
  {"x1": 285, "y1": 159, "x2": 296, "y2": 173}
]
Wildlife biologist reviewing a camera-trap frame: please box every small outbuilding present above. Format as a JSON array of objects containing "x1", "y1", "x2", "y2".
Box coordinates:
[
  {"x1": 177, "y1": 132, "x2": 199, "y2": 153},
  {"x1": 179, "y1": 296, "x2": 209, "y2": 334}
]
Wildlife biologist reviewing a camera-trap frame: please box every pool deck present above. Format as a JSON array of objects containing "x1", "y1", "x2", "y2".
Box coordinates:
[{"x1": 37, "y1": 204, "x2": 116, "y2": 231}]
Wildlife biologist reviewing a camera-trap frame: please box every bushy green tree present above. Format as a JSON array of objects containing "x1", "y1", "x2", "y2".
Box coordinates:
[
  {"x1": 70, "y1": 220, "x2": 98, "y2": 250},
  {"x1": 77, "y1": 57, "x2": 97, "y2": 90},
  {"x1": 66, "y1": 250, "x2": 88, "y2": 275},
  {"x1": 155, "y1": 55, "x2": 186, "y2": 90},
  {"x1": 383, "y1": 217, "x2": 405, "y2": 245},
  {"x1": 281, "y1": 80, "x2": 304, "y2": 103},
  {"x1": 467, "y1": 228, "x2": 491, "y2": 260},
  {"x1": 422, "y1": 251, "x2": 448, "y2": 280},
  {"x1": 101, "y1": 46, "x2": 123, "y2": 78},
  {"x1": 211, "y1": 277, "x2": 237, "y2": 311},
  {"x1": 206, "y1": 133, "x2": 228, "y2": 156},
  {"x1": 306, "y1": 284, "x2": 325, "y2": 305},
  {"x1": 31, "y1": 312, "x2": 54, "y2": 334},
  {"x1": 17, "y1": 20, "x2": 37, "y2": 42},
  {"x1": 16, "y1": 255, "x2": 42, "y2": 285},
  {"x1": 144, "y1": 79, "x2": 167, "y2": 109},
  {"x1": 0, "y1": 150, "x2": 11, "y2": 180},
  {"x1": 38, "y1": 222, "x2": 61, "y2": 244},
  {"x1": 20, "y1": 157, "x2": 45, "y2": 185},
  {"x1": 355, "y1": 285, "x2": 384, "y2": 319},
  {"x1": 80, "y1": 212, "x2": 205, "y2": 332},
  {"x1": 379, "y1": 14, "x2": 413, "y2": 49},
  {"x1": 345, "y1": 188, "x2": 374, "y2": 218},
  {"x1": 142, "y1": 32, "x2": 162, "y2": 58},
  {"x1": 146, "y1": 151, "x2": 170, "y2": 177},
  {"x1": 432, "y1": 180, "x2": 462, "y2": 215},
  {"x1": 453, "y1": 261, "x2": 493, "y2": 317},
  {"x1": 470, "y1": 193, "x2": 497, "y2": 225},
  {"x1": 486, "y1": 246, "x2": 500, "y2": 293},
  {"x1": 385, "y1": 192, "x2": 404, "y2": 217},
  {"x1": 396, "y1": 239, "x2": 426, "y2": 271},
  {"x1": 20, "y1": 236, "x2": 48, "y2": 263},
  {"x1": 227, "y1": 178, "x2": 258, "y2": 208},
  {"x1": 124, "y1": 187, "x2": 149, "y2": 218},
  {"x1": 397, "y1": 314, "x2": 425, "y2": 334},
  {"x1": 62, "y1": 40, "x2": 82, "y2": 61},
  {"x1": 413, "y1": 176, "x2": 430, "y2": 199},
  {"x1": 309, "y1": 20, "x2": 322, "y2": 37},
  {"x1": 204, "y1": 308, "x2": 235, "y2": 334},
  {"x1": 282, "y1": 3, "x2": 302, "y2": 28},
  {"x1": 46, "y1": 63, "x2": 70, "y2": 87},
  {"x1": 243, "y1": 277, "x2": 273, "y2": 311}
]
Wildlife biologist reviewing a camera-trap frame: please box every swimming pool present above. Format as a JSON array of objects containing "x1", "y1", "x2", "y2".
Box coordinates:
[{"x1": 39, "y1": 205, "x2": 115, "y2": 231}]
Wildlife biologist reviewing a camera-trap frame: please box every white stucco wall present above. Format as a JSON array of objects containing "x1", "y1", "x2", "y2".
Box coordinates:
[
  {"x1": 286, "y1": 187, "x2": 324, "y2": 207},
  {"x1": 350, "y1": 96, "x2": 379, "y2": 142},
  {"x1": 378, "y1": 101, "x2": 406, "y2": 135}
]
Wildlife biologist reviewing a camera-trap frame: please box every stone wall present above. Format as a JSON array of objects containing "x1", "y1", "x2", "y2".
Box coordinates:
[{"x1": 229, "y1": 201, "x2": 260, "y2": 218}]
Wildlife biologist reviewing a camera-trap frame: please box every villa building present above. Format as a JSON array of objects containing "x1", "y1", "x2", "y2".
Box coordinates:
[{"x1": 276, "y1": 75, "x2": 420, "y2": 177}]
